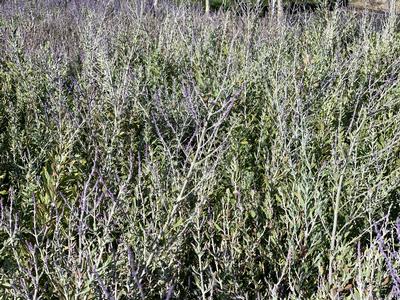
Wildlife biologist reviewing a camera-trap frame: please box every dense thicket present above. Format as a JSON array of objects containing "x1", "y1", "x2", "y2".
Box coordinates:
[{"x1": 0, "y1": 1, "x2": 399, "y2": 299}]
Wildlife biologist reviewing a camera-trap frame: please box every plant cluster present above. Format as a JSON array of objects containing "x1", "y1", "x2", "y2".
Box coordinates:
[{"x1": 0, "y1": 1, "x2": 399, "y2": 299}]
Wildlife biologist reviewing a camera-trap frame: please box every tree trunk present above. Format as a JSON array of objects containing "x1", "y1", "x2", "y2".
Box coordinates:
[
  {"x1": 277, "y1": 0, "x2": 283, "y2": 21},
  {"x1": 269, "y1": 0, "x2": 276, "y2": 18},
  {"x1": 205, "y1": 0, "x2": 210, "y2": 14}
]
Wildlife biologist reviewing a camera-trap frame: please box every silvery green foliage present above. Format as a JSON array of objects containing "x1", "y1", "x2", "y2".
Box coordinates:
[{"x1": 0, "y1": 1, "x2": 399, "y2": 299}]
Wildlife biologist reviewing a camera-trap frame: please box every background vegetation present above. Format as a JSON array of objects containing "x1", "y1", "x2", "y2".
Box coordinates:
[{"x1": 0, "y1": 0, "x2": 400, "y2": 299}]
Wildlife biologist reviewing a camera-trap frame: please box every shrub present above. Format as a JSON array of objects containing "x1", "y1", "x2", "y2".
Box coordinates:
[{"x1": 0, "y1": 1, "x2": 399, "y2": 299}]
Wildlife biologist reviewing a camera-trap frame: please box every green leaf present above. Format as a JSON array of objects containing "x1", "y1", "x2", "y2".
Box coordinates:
[
  {"x1": 173, "y1": 217, "x2": 184, "y2": 230},
  {"x1": 214, "y1": 223, "x2": 223, "y2": 232}
]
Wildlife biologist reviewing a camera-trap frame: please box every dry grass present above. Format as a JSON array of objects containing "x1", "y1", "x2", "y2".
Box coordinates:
[{"x1": 349, "y1": 0, "x2": 400, "y2": 13}]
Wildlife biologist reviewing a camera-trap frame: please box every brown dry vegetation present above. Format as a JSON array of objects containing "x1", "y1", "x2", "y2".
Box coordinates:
[{"x1": 349, "y1": 0, "x2": 400, "y2": 13}]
